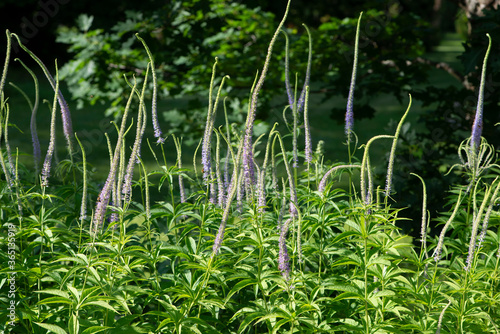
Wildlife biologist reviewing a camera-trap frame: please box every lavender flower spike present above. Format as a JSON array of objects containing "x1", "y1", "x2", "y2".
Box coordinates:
[
  {"x1": 212, "y1": 139, "x2": 244, "y2": 257},
  {"x1": 136, "y1": 34, "x2": 164, "y2": 144},
  {"x1": 243, "y1": 0, "x2": 291, "y2": 184},
  {"x1": 278, "y1": 218, "x2": 292, "y2": 280},
  {"x1": 92, "y1": 79, "x2": 137, "y2": 236},
  {"x1": 345, "y1": 12, "x2": 363, "y2": 141},
  {"x1": 385, "y1": 94, "x2": 411, "y2": 197},
  {"x1": 41, "y1": 60, "x2": 60, "y2": 187},
  {"x1": 303, "y1": 86, "x2": 313, "y2": 163},
  {"x1": 432, "y1": 190, "x2": 462, "y2": 262},
  {"x1": 478, "y1": 178, "x2": 500, "y2": 249},
  {"x1": 471, "y1": 33, "x2": 492, "y2": 152},
  {"x1": 465, "y1": 182, "x2": 492, "y2": 272},
  {"x1": 11, "y1": 33, "x2": 73, "y2": 152},
  {"x1": 0, "y1": 30, "x2": 12, "y2": 103},
  {"x1": 202, "y1": 59, "x2": 219, "y2": 182},
  {"x1": 296, "y1": 24, "x2": 312, "y2": 114},
  {"x1": 318, "y1": 164, "x2": 360, "y2": 193},
  {"x1": 16, "y1": 59, "x2": 42, "y2": 172},
  {"x1": 282, "y1": 31, "x2": 294, "y2": 108}
]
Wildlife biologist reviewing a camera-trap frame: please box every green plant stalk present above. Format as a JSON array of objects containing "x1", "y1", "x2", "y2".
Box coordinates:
[
  {"x1": 385, "y1": 94, "x2": 412, "y2": 203},
  {"x1": 13, "y1": 58, "x2": 41, "y2": 173},
  {"x1": 41, "y1": 60, "x2": 60, "y2": 188},
  {"x1": 140, "y1": 157, "x2": 151, "y2": 220},
  {"x1": 411, "y1": 172, "x2": 428, "y2": 260},
  {"x1": 136, "y1": 33, "x2": 163, "y2": 142},
  {"x1": 96, "y1": 76, "x2": 137, "y2": 235},
  {"x1": 75, "y1": 134, "x2": 88, "y2": 222},
  {"x1": 0, "y1": 99, "x2": 12, "y2": 188},
  {"x1": 271, "y1": 129, "x2": 301, "y2": 263},
  {"x1": 433, "y1": 189, "x2": 463, "y2": 261},
  {"x1": 117, "y1": 133, "x2": 126, "y2": 206},
  {"x1": 0, "y1": 30, "x2": 11, "y2": 97},
  {"x1": 259, "y1": 123, "x2": 279, "y2": 213},
  {"x1": 363, "y1": 228, "x2": 370, "y2": 334},
  {"x1": 11, "y1": 32, "x2": 74, "y2": 154},
  {"x1": 454, "y1": 182, "x2": 495, "y2": 332},
  {"x1": 187, "y1": 139, "x2": 244, "y2": 319},
  {"x1": 467, "y1": 179, "x2": 495, "y2": 272},
  {"x1": 3, "y1": 103, "x2": 14, "y2": 178},
  {"x1": 172, "y1": 134, "x2": 186, "y2": 203}
]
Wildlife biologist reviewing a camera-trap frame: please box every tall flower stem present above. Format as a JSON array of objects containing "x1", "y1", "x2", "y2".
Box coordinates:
[
  {"x1": 410, "y1": 173, "x2": 429, "y2": 260},
  {"x1": 11, "y1": 33, "x2": 73, "y2": 154},
  {"x1": 92, "y1": 78, "x2": 137, "y2": 236},
  {"x1": 122, "y1": 65, "x2": 150, "y2": 202},
  {"x1": 384, "y1": 94, "x2": 412, "y2": 203},
  {"x1": 41, "y1": 60, "x2": 60, "y2": 188},
  {"x1": 0, "y1": 30, "x2": 11, "y2": 98},
  {"x1": 211, "y1": 137, "x2": 244, "y2": 257},
  {"x1": 136, "y1": 34, "x2": 164, "y2": 144},
  {"x1": 15, "y1": 59, "x2": 41, "y2": 173},
  {"x1": 360, "y1": 135, "x2": 393, "y2": 206}
]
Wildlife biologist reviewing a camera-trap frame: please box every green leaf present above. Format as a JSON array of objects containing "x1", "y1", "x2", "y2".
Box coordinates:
[
  {"x1": 81, "y1": 300, "x2": 117, "y2": 313},
  {"x1": 38, "y1": 296, "x2": 73, "y2": 305},
  {"x1": 81, "y1": 326, "x2": 112, "y2": 334},
  {"x1": 36, "y1": 289, "x2": 71, "y2": 299}
]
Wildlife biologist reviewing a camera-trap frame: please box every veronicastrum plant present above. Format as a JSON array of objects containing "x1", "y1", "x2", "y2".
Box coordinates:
[{"x1": 1, "y1": 2, "x2": 500, "y2": 334}]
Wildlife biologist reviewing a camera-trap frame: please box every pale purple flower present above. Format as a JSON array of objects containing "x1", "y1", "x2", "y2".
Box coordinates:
[
  {"x1": 41, "y1": 65, "x2": 60, "y2": 187},
  {"x1": 136, "y1": 33, "x2": 164, "y2": 144},
  {"x1": 30, "y1": 103, "x2": 41, "y2": 172},
  {"x1": 283, "y1": 24, "x2": 312, "y2": 114},
  {"x1": 464, "y1": 245, "x2": 475, "y2": 272},
  {"x1": 92, "y1": 178, "x2": 113, "y2": 235},
  {"x1": 201, "y1": 133, "x2": 213, "y2": 182},
  {"x1": 210, "y1": 179, "x2": 217, "y2": 205},
  {"x1": 296, "y1": 24, "x2": 312, "y2": 114},
  {"x1": 242, "y1": 125, "x2": 256, "y2": 185},
  {"x1": 41, "y1": 64, "x2": 73, "y2": 153},
  {"x1": 318, "y1": 165, "x2": 360, "y2": 193},
  {"x1": 345, "y1": 78, "x2": 355, "y2": 140},
  {"x1": 122, "y1": 106, "x2": 147, "y2": 202},
  {"x1": 345, "y1": 13, "x2": 363, "y2": 141},
  {"x1": 152, "y1": 92, "x2": 164, "y2": 144}
]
